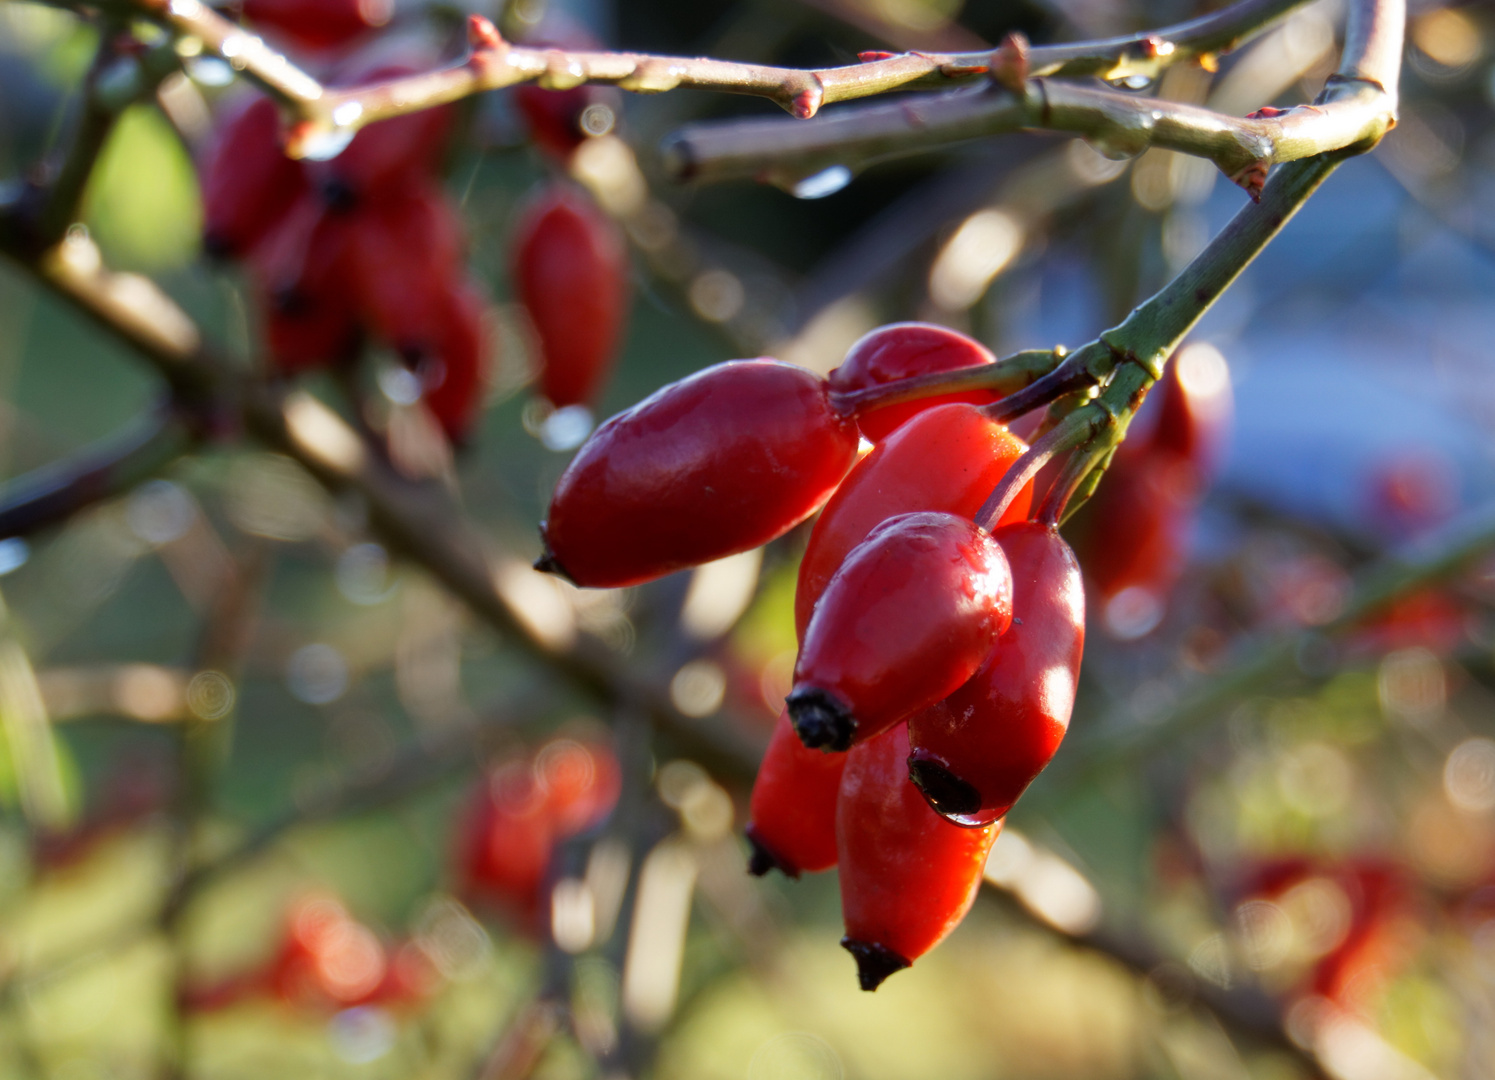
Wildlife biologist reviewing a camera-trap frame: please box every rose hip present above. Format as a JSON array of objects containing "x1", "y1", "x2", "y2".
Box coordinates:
[
  {"x1": 200, "y1": 94, "x2": 307, "y2": 260},
  {"x1": 789, "y1": 512, "x2": 1013, "y2": 752},
  {"x1": 745, "y1": 709, "x2": 847, "y2": 877},
  {"x1": 908, "y1": 522, "x2": 1085, "y2": 826},
  {"x1": 838, "y1": 723, "x2": 1000, "y2": 990},
  {"x1": 512, "y1": 184, "x2": 630, "y2": 409},
  {"x1": 828, "y1": 322, "x2": 1001, "y2": 442},
  {"x1": 794, "y1": 402, "x2": 1032, "y2": 642},
  {"x1": 538, "y1": 359, "x2": 860, "y2": 588}
]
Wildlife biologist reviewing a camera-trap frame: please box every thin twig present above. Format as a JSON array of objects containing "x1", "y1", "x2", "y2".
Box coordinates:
[
  {"x1": 0, "y1": 402, "x2": 197, "y2": 539},
  {"x1": 0, "y1": 225, "x2": 765, "y2": 785},
  {"x1": 662, "y1": 46, "x2": 1392, "y2": 193},
  {"x1": 113, "y1": 0, "x2": 1306, "y2": 150}
]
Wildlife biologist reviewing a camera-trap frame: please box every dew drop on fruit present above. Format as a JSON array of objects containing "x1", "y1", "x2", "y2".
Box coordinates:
[
  {"x1": 1106, "y1": 72, "x2": 1154, "y2": 91},
  {"x1": 788, "y1": 165, "x2": 852, "y2": 200}
]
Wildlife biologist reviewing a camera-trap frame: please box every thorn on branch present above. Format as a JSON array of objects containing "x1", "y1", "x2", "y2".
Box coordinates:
[
  {"x1": 988, "y1": 32, "x2": 1029, "y2": 93},
  {"x1": 466, "y1": 13, "x2": 506, "y2": 52},
  {"x1": 1229, "y1": 159, "x2": 1270, "y2": 201}
]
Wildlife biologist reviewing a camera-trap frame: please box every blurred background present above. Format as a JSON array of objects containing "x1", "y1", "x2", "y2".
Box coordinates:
[{"x1": 0, "y1": 0, "x2": 1493, "y2": 1076}]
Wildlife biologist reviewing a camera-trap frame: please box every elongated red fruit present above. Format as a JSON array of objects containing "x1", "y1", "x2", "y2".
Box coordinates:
[
  {"x1": 789, "y1": 512, "x2": 1013, "y2": 752},
  {"x1": 828, "y1": 323, "x2": 1000, "y2": 442},
  {"x1": 243, "y1": 0, "x2": 391, "y2": 50},
  {"x1": 745, "y1": 709, "x2": 847, "y2": 877},
  {"x1": 794, "y1": 402, "x2": 1031, "y2": 642},
  {"x1": 908, "y1": 522, "x2": 1084, "y2": 826},
  {"x1": 251, "y1": 193, "x2": 360, "y2": 373},
  {"x1": 200, "y1": 94, "x2": 307, "y2": 259},
  {"x1": 838, "y1": 723, "x2": 1000, "y2": 990},
  {"x1": 512, "y1": 185, "x2": 629, "y2": 408},
  {"x1": 538, "y1": 359, "x2": 860, "y2": 588},
  {"x1": 416, "y1": 283, "x2": 489, "y2": 444}
]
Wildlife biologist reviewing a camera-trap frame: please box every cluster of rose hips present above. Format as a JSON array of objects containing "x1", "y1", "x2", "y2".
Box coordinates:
[
  {"x1": 456, "y1": 734, "x2": 621, "y2": 929},
  {"x1": 200, "y1": 2, "x2": 630, "y2": 440},
  {"x1": 537, "y1": 323, "x2": 1090, "y2": 990}
]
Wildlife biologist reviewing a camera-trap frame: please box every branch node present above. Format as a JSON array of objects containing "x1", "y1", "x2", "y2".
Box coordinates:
[
  {"x1": 466, "y1": 13, "x2": 507, "y2": 53},
  {"x1": 1228, "y1": 159, "x2": 1270, "y2": 201},
  {"x1": 988, "y1": 32, "x2": 1030, "y2": 93}
]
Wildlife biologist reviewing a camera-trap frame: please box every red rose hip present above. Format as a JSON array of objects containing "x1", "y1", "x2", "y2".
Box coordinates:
[
  {"x1": 512, "y1": 185, "x2": 630, "y2": 409},
  {"x1": 794, "y1": 402, "x2": 1031, "y2": 642},
  {"x1": 828, "y1": 322, "x2": 1001, "y2": 442},
  {"x1": 745, "y1": 709, "x2": 847, "y2": 877},
  {"x1": 908, "y1": 522, "x2": 1085, "y2": 826},
  {"x1": 838, "y1": 723, "x2": 1000, "y2": 990},
  {"x1": 538, "y1": 359, "x2": 860, "y2": 588},
  {"x1": 789, "y1": 512, "x2": 1013, "y2": 752}
]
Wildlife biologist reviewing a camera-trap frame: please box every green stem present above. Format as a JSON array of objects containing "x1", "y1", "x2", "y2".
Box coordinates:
[{"x1": 828, "y1": 347, "x2": 1062, "y2": 417}]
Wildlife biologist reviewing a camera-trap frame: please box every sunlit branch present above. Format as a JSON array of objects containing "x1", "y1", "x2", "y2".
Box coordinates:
[
  {"x1": 663, "y1": 45, "x2": 1393, "y2": 194},
  {"x1": 112, "y1": 0, "x2": 1307, "y2": 155}
]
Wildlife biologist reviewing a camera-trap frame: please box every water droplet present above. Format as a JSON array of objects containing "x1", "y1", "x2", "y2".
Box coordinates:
[
  {"x1": 378, "y1": 366, "x2": 422, "y2": 405},
  {"x1": 788, "y1": 165, "x2": 852, "y2": 199},
  {"x1": 1107, "y1": 73, "x2": 1154, "y2": 91},
  {"x1": 1084, "y1": 131, "x2": 1148, "y2": 161},
  {"x1": 185, "y1": 56, "x2": 234, "y2": 87},
  {"x1": 0, "y1": 538, "x2": 30, "y2": 577},
  {"x1": 286, "y1": 643, "x2": 349, "y2": 704},
  {"x1": 332, "y1": 101, "x2": 364, "y2": 127},
  {"x1": 540, "y1": 404, "x2": 594, "y2": 451},
  {"x1": 298, "y1": 125, "x2": 357, "y2": 162}
]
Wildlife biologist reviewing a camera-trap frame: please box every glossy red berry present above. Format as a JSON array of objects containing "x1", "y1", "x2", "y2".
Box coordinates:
[
  {"x1": 908, "y1": 522, "x2": 1085, "y2": 826},
  {"x1": 794, "y1": 402, "x2": 1032, "y2": 642},
  {"x1": 538, "y1": 359, "x2": 860, "y2": 588},
  {"x1": 827, "y1": 322, "x2": 1000, "y2": 442},
  {"x1": 745, "y1": 709, "x2": 847, "y2": 877},
  {"x1": 838, "y1": 723, "x2": 1000, "y2": 990},
  {"x1": 789, "y1": 512, "x2": 1013, "y2": 752},
  {"x1": 512, "y1": 185, "x2": 629, "y2": 409},
  {"x1": 242, "y1": 0, "x2": 391, "y2": 50},
  {"x1": 200, "y1": 94, "x2": 307, "y2": 260}
]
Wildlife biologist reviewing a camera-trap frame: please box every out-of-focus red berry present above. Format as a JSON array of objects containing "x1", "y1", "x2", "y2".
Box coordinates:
[
  {"x1": 311, "y1": 65, "x2": 455, "y2": 203},
  {"x1": 512, "y1": 185, "x2": 629, "y2": 409},
  {"x1": 828, "y1": 323, "x2": 1000, "y2": 442},
  {"x1": 242, "y1": 0, "x2": 392, "y2": 51},
  {"x1": 200, "y1": 94, "x2": 307, "y2": 259},
  {"x1": 252, "y1": 193, "x2": 362, "y2": 373}
]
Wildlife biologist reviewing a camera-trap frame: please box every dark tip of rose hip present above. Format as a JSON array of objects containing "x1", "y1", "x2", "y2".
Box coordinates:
[
  {"x1": 841, "y1": 937, "x2": 911, "y2": 991},
  {"x1": 532, "y1": 531, "x2": 576, "y2": 584},
  {"x1": 907, "y1": 754, "x2": 983, "y2": 820},
  {"x1": 744, "y1": 824, "x2": 798, "y2": 879},
  {"x1": 786, "y1": 686, "x2": 854, "y2": 752},
  {"x1": 319, "y1": 178, "x2": 359, "y2": 213}
]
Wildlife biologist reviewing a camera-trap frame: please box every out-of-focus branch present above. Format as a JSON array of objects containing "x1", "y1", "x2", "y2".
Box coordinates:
[
  {"x1": 0, "y1": 403, "x2": 197, "y2": 539},
  {"x1": 0, "y1": 225, "x2": 765, "y2": 785},
  {"x1": 109, "y1": 0, "x2": 1304, "y2": 151},
  {"x1": 1068, "y1": 499, "x2": 1495, "y2": 773},
  {"x1": 663, "y1": 40, "x2": 1393, "y2": 193}
]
